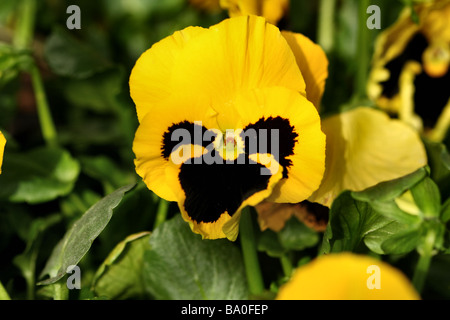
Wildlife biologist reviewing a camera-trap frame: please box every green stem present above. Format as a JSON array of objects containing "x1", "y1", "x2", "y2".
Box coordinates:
[
  {"x1": 239, "y1": 207, "x2": 264, "y2": 296},
  {"x1": 153, "y1": 198, "x2": 170, "y2": 229},
  {"x1": 355, "y1": 0, "x2": 371, "y2": 100},
  {"x1": 53, "y1": 282, "x2": 69, "y2": 300},
  {"x1": 30, "y1": 64, "x2": 58, "y2": 147},
  {"x1": 317, "y1": 0, "x2": 336, "y2": 53},
  {"x1": 13, "y1": 0, "x2": 36, "y2": 50},
  {"x1": 412, "y1": 227, "x2": 436, "y2": 294},
  {"x1": 14, "y1": 0, "x2": 58, "y2": 147},
  {"x1": 280, "y1": 254, "x2": 293, "y2": 278}
]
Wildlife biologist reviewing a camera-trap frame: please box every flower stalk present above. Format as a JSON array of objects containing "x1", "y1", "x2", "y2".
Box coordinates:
[
  {"x1": 412, "y1": 226, "x2": 437, "y2": 293},
  {"x1": 239, "y1": 206, "x2": 265, "y2": 296},
  {"x1": 356, "y1": 0, "x2": 371, "y2": 100},
  {"x1": 317, "y1": 0, "x2": 336, "y2": 53},
  {"x1": 14, "y1": 0, "x2": 58, "y2": 147}
]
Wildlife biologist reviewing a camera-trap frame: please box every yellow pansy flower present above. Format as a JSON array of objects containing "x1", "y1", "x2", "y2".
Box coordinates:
[
  {"x1": 276, "y1": 253, "x2": 420, "y2": 300},
  {"x1": 368, "y1": 0, "x2": 450, "y2": 141},
  {"x1": 220, "y1": 0, "x2": 289, "y2": 26},
  {"x1": 130, "y1": 16, "x2": 326, "y2": 240},
  {"x1": 0, "y1": 131, "x2": 5, "y2": 174}
]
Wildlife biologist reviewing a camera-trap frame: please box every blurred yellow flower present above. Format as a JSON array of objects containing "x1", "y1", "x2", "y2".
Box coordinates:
[
  {"x1": 308, "y1": 106, "x2": 427, "y2": 207},
  {"x1": 276, "y1": 253, "x2": 420, "y2": 300},
  {"x1": 130, "y1": 16, "x2": 325, "y2": 240},
  {"x1": 0, "y1": 131, "x2": 5, "y2": 174},
  {"x1": 220, "y1": 0, "x2": 289, "y2": 25},
  {"x1": 368, "y1": 0, "x2": 450, "y2": 141}
]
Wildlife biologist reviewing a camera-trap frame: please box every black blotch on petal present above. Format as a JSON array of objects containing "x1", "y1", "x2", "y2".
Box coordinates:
[
  {"x1": 414, "y1": 68, "x2": 450, "y2": 128},
  {"x1": 379, "y1": 31, "x2": 450, "y2": 128},
  {"x1": 380, "y1": 32, "x2": 428, "y2": 99},
  {"x1": 179, "y1": 153, "x2": 271, "y2": 223},
  {"x1": 161, "y1": 121, "x2": 215, "y2": 159},
  {"x1": 242, "y1": 116, "x2": 298, "y2": 179}
]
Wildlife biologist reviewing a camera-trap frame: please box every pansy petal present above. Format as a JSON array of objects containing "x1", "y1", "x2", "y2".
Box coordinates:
[
  {"x1": 0, "y1": 131, "x2": 5, "y2": 174},
  {"x1": 172, "y1": 154, "x2": 284, "y2": 240},
  {"x1": 129, "y1": 26, "x2": 207, "y2": 122},
  {"x1": 170, "y1": 15, "x2": 306, "y2": 112},
  {"x1": 133, "y1": 95, "x2": 218, "y2": 201},
  {"x1": 276, "y1": 253, "x2": 420, "y2": 300},
  {"x1": 220, "y1": 0, "x2": 289, "y2": 25},
  {"x1": 308, "y1": 107, "x2": 427, "y2": 207},
  {"x1": 282, "y1": 31, "x2": 329, "y2": 109},
  {"x1": 220, "y1": 86, "x2": 325, "y2": 204}
]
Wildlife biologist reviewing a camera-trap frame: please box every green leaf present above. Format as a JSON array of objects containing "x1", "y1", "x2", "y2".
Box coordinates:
[
  {"x1": 0, "y1": 281, "x2": 11, "y2": 300},
  {"x1": 0, "y1": 146, "x2": 80, "y2": 204},
  {"x1": 257, "y1": 217, "x2": 319, "y2": 257},
  {"x1": 91, "y1": 232, "x2": 151, "y2": 300},
  {"x1": 13, "y1": 214, "x2": 62, "y2": 299},
  {"x1": 322, "y1": 191, "x2": 417, "y2": 254},
  {"x1": 37, "y1": 183, "x2": 136, "y2": 285},
  {"x1": 423, "y1": 140, "x2": 450, "y2": 199},
  {"x1": 44, "y1": 27, "x2": 113, "y2": 79},
  {"x1": 277, "y1": 216, "x2": 320, "y2": 251},
  {"x1": 61, "y1": 68, "x2": 124, "y2": 114},
  {"x1": 368, "y1": 200, "x2": 422, "y2": 225},
  {"x1": 380, "y1": 227, "x2": 422, "y2": 255},
  {"x1": 0, "y1": 43, "x2": 32, "y2": 86},
  {"x1": 79, "y1": 155, "x2": 136, "y2": 194},
  {"x1": 143, "y1": 215, "x2": 248, "y2": 300},
  {"x1": 441, "y1": 197, "x2": 450, "y2": 223},
  {"x1": 257, "y1": 230, "x2": 285, "y2": 258},
  {"x1": 351, "y1": 167, "x2": 428, "y2": 203},
  {"x1": 363, "y1": 219, "x2": 414, "y2": 254},
  {"x1": 410, "y1": 177, "x2": 441, "y2": 218}
]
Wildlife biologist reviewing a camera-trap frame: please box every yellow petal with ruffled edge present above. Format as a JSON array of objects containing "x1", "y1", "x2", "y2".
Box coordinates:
[
  {"x1": 220, "y1": 0, "x2": 289, "y2": 26},
  {"x1": 0, "y1": 131, "x2": 5, "y2": 174},
  {"x1": 130, "y1": 16, "x2": 306, "y2": 122},
  {"x1": 276, "y1": 253, "x2": 420, "y2": 300},
  {"x1": 282, "y1": 31, "x2": 329, "y2": 109},
  {"x1": 308, "y1": 107, "x2": 427, "y2": 208},
  {"x1": 169, "y1": 15, "x2": 306, "y2": 112}
]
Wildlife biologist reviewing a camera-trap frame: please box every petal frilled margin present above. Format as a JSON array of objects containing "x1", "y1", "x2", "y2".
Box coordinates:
[
  {"x1": 0, "y1": 131, "x2": 5, "y2": 174},
  {"x1": 129, "y1": 15, "x2": 306, "y2": 123},
  {"x1": 282, "y1": 31, "x2": 329, "y2": 109},
  {"x1": 133, "y1": 87, "x2": 325, "y2": 240},
  {"x1": 308, "y1": 107, "x2": 427, "y2": 208}
]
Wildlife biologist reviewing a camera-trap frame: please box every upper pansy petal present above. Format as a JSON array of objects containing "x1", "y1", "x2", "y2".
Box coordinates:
[
  {"x1": 166, "y1": 15, "x2": 306, "y2": 112},
  {"x1": 130, "y1": 26, "x2": 207, "y2": 122},
  {"x1": 282, "y1": 31, "x2": 329, "y2": 109},
  {"x1": 308, "y1": 107, "x2": 427, "y2": 207}
]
